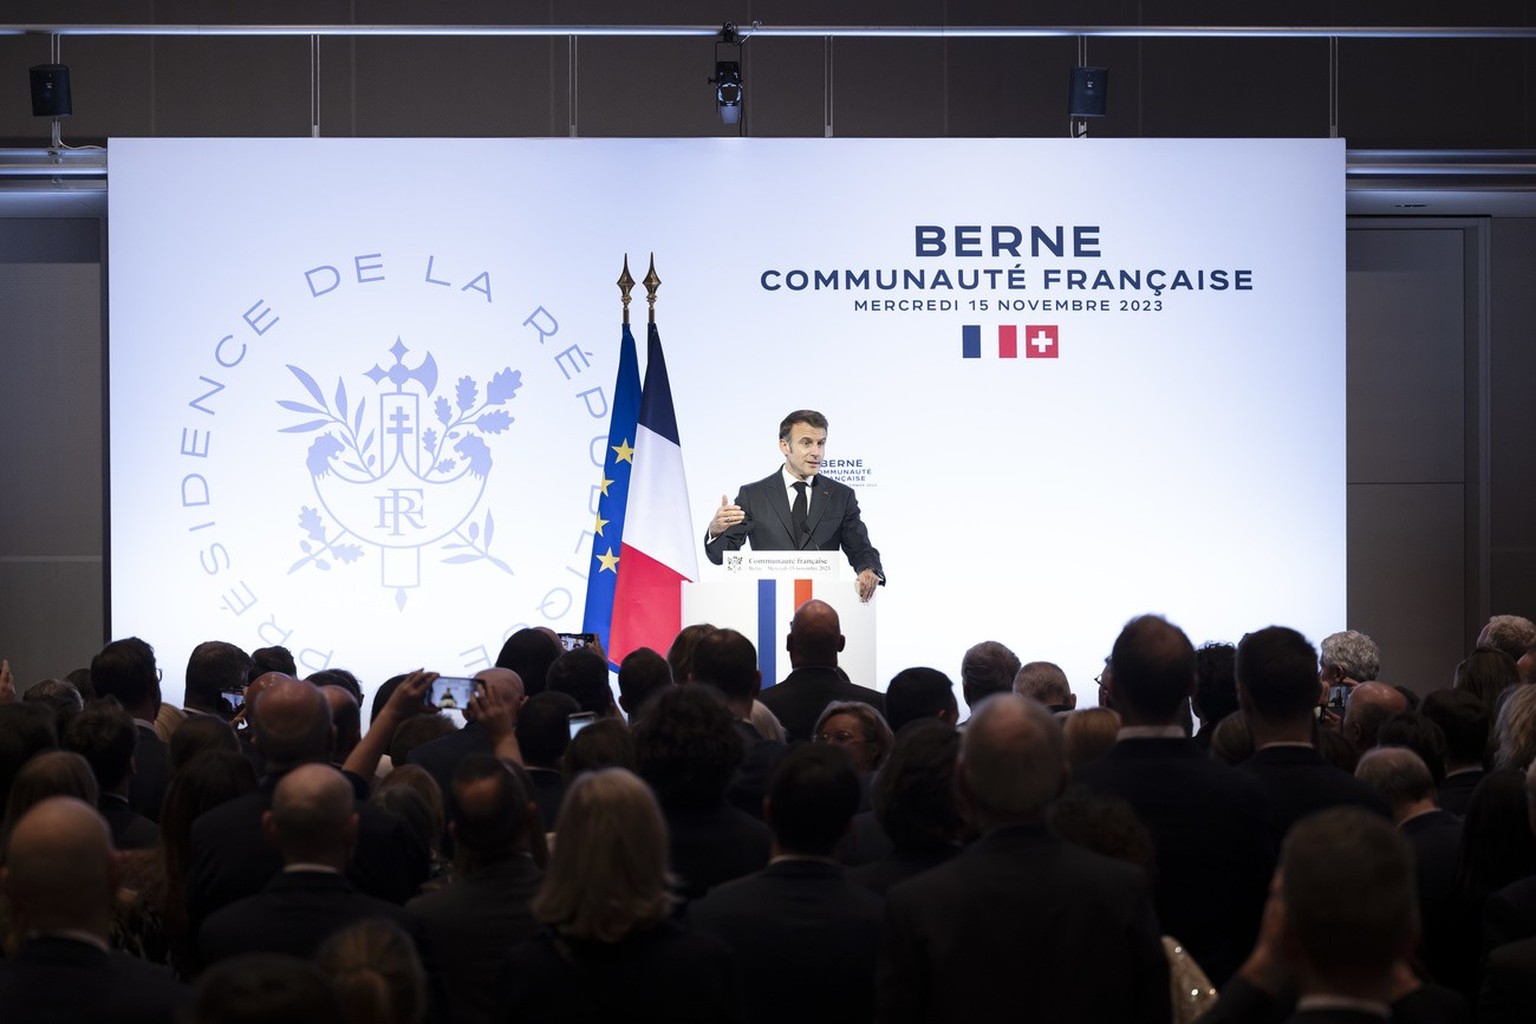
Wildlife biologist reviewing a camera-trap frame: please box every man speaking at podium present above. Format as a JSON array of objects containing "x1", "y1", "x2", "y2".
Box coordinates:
[{"x1": 705, "y1": 410, "x2": 885, "y2": 602}]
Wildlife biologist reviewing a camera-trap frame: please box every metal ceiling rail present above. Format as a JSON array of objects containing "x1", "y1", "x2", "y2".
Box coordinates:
[
  {"x1": 0, "y1": 24, "x2": 1534, "y2": 40},
  {"x1": 1, "y1": 148, "x2": 1534, "y2": 182}
]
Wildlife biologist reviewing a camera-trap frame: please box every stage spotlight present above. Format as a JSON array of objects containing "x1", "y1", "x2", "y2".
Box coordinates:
[
  {"x1": 1068, "y1": 66, "x2": 1108, "y2": 119},
  {"x1": 30, "y1": 64, "x2": 72, "y2": 118},
  {"x1": 714, "y1": 61, "x2": 743, "y2": 124}
]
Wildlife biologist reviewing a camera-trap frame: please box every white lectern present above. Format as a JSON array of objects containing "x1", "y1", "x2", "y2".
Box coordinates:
[{"x1": 682, "y1": 552, "x2": 877, "y2": 687}]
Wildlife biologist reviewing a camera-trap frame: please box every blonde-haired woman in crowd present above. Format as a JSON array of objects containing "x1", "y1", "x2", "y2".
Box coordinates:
[{"x1": 500, "y1": 768, "x2": 740, "y2": 1022}]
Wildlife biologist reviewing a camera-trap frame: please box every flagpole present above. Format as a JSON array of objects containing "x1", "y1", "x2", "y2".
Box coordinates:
[
  {"x1": 618, "y1": 253, "x2": 634, "y2": 325},
  {"x1": 645, "y1": 252, "x2": 660, "y2": 323}
]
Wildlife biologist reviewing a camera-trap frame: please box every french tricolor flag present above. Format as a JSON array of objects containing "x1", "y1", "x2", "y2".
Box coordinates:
[{"x1": 608, "y1": 322, "x2": 698, "y2": 663}]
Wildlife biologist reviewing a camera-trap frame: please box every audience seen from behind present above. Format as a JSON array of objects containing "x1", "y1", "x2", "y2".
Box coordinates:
[{"x1": 8, "y1": 607, "x2": 1536, "y2": 1024}]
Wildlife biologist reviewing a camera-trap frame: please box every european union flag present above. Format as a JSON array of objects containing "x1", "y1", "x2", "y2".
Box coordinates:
[{"x1": 581, "y1": 322, "x2": 641, "y2": 662}]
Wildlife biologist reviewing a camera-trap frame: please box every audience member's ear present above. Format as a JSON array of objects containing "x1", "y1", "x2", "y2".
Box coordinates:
[
  {"x1": 1068, "y1": 693, "x2": 1078, "y2": 711},
  {"x1": 836, "y1": 634, "x2": 846, "y2": 653},
  {"x1": 260, "y1": 810, "x2": 279, "y2": 848}
]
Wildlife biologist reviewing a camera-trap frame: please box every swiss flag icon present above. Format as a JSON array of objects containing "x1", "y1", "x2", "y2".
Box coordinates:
[{"x1": 1024, "y1": 325, "x2": 1059, "y2": 359}]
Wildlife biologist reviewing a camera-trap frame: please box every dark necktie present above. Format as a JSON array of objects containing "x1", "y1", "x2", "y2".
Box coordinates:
[{"x1": 791, "y1": 480, "x2": 809, "y2": 542}]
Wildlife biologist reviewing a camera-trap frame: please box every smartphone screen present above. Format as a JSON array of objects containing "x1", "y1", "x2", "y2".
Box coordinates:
[
  {"x1": 558, "y1": 632, "x2": 597, "y2": 652},
  {"x1": 429, "y1": 676, "x2": 478, "y2": 710},
  {"x1": 568, "y1": 711, "x2": 596, "y2": 738}
]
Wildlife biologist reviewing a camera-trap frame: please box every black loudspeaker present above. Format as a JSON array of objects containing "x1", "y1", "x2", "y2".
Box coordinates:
[
  {"x1": 30, "y1": 64, "x2": 72, "y2": 118},
  {"x1": 1069, "y1": 66, "x2": 1108, "y2": 118}
]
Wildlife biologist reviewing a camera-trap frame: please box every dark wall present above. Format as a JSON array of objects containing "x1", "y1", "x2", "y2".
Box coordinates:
[{"x1": 0, "y1": 3, "x2": 1533, "y2": 145}]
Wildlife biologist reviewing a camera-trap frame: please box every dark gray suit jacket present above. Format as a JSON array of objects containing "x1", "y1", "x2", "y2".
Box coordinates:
[
  {"x1": 705, "y1": 469, "x2": 884, "y2": 580},
  {"x1": 878, "y1": 824, "x2": 1170, "y2": 1024}
]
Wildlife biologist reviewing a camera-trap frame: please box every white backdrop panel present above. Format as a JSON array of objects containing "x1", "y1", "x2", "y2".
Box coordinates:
[{"x1": 107, "y1": 137, "x2": 1345, "y2": 706}]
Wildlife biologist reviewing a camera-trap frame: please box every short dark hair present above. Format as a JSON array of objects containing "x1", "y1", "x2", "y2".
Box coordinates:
[
  {"x1": 1421, "y1": 688, "x2": 1489, "y2": 767},
  {"x1": 1109, "y1": 615, "x2": 1196, "y2": 723},
  {"x1": 0, "y1": 704, "x2": 58, "y2": 808},
  {"x1": 884, "y1": 667, "x2": 957, "y2": 734},
  {"x1": 62, "y1": 697, "x2": 138, "y2": 791},
  {"x1": 185, "y1": 641, "x2": 252, "y2": 713},
  {"x1": 90, "y1": 637, "x2": 158, "y2": 710},
  {"x1": 617, "y1": 647, "x2": 674, "y2": 716},
  {"x1": 547, "y1": 649, "x2": 613, "y2": 716},
  {"x1": 449, "y1": 754, "x2": 529, "y2": 858},
  {"x1": 1236, "y1": 626, "x2": 1320, "y2": 722},
  {"x1": 249, "y1": 646, "x2": 297, "y2": 680},
  {"x1": 873, "y1": 718, "x2": 962, "y2": 852},
  {"x1": 562, "y1": 719, "x2": 636, "y2": 782},
  {"x1": 306, "y1": 668, "x2": 363, "y2": 704},
  {"x1": 516, "y1": 691, "x2": 580, "y2": 768},
  {"x1": 778, "y1": 409, "x2": 828, "y2": 440},
  {"x1": 633, "y1": 686, "x2": 743, "y2": 809},
  {"x1": 1281, "y1": 807, "x2": 1416, "y2": 984},
  {"x1": 1375, "y1": 711, "x2": 1448, "y2": 787},
  {"x1": 689, "y1": 630, "x2": 759, "y2": 703},
  {"x1": 766, "y1": 743, "x2": 860, "y2": 856},
  {"x1": 1194, "y1": 642, "x2": 1239, "y2": 725},
  {"x1": 496, "y1": 628, "x2": 562, "y2": 698}
]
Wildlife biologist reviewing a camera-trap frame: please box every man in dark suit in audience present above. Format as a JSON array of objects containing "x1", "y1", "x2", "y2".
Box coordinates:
[
  {"x1": 760, "y1": 599, "x2": 884, "y2": 743},
  {"x1": 407, "y1": 668, "x2": 525, "y2": 798},
  {"x1": 634, "y1": 685, "x2": 770, "y2": 900},
  {"x1": 1275, "y1": 808, "x2": 1419, "y2": 1023},
  {"x1": 1421, "y1": 688, "x2": 1489, "y2": 816},
  {"x1": 877, "y1": 693, "x2": 1170, "y2": 1024},
  {"x1": 884, "y1": 667, "x2": 959, "y2": 733},
  {"x1": 89, "y1": 637, "x2": 170, "y2": 822},
  {"x1": 690, "y1": 628, "x2": 786, "y2": 820},
  {"x1": 1204, "y1": 806, "x2": 1455, "y2": 1024},
  {"x1": 0, "y1": 797, "x2": 190, "y2": 1021},
  {"x1": 515, "y1": 691, "x2": 579, "y2": 828},
  {"x1": 1355, "y1": 745, "x2": 1475, "y2": 992},
  {"x1": 186, "y1": 675, "x2": 428, "y2": 926},
  {"x1": 197, "y1": 763, "x2": 422, "y2": 966},
  {"x1": 692, "y1": 743, "x2": 884, "y2": 1024},
  {"x1": 1076, "y1": 614, "x2": 1274, "y2": 985},
  {"x1": 63, "y1": 697, "x2": 159, "y2": 851},
  {"x1": 408, "y1": 755, "x2": 543, "y2": 1024},
  {"x1": 958, "y1": 640, "x2": 1021, "y2": 717},
  {"x1": 1235, "y1": 627, "x2": 1390, "y2": 839},
  {"x1": 183, "y1": 640, "x2": 251, "y2": 721}
]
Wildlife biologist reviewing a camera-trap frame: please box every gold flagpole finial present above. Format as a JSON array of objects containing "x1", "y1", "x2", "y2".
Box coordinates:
[
  {"x1": 644, "y1": 253, "x2": 661, "y2": 325},
  {"x1": 617, "y1": 255, "x2": 635, "y2": 325}
]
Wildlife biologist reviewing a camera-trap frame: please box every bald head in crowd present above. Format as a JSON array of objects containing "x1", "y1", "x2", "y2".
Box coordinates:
[
  {"x1": 1014, "y1": 662, "x2": 1075, "y2": 712},
  {"x1": 958, "y1": 694, "x2": 1066, "y2": 831},
  {"x1": 250, "y1": 676, "x2": 333, "y2": 773},
  {"x1": 261, "y1": 763, "x2": 358, "y2": 868},
  {"x1": 787, "y1": 600, "x2": 844, "y2": 669},
  {"x1": 1342, "y1": 682, "x2": 1409, "y2": 755},
  {"x1": 320, "y1": 686, "x2": 361, "y2": 762},
  {"x1": 2, "y1": 797, "x2": 120, "y2": 938},
  {"x1": 961, "y1": 641, "x2": 1022, "y2": 711},
  {"x1": 465, "y1": 668, "x2": 524, "y2": 721}
]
